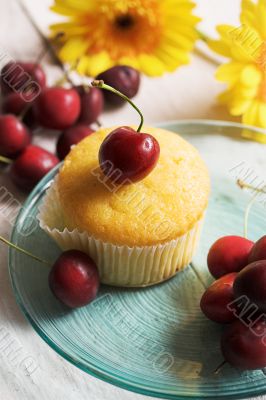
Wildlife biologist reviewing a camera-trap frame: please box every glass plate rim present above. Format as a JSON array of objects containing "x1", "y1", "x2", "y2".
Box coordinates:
[
  {"x1": 8, "y1": 119, "x2": 266, "y2": 400},
  {"x1": 155, "y1": 118, "x2": 266, "y2": 136}
]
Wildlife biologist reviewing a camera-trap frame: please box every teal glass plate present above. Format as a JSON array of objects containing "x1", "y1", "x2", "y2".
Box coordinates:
[{"x1": 9, "y1": 121, "x2": 266, "y2": 399}]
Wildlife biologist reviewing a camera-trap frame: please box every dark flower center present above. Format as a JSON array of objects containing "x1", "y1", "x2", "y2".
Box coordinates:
[{"x1": 115, "y1": 14, "x2": 135, "y2": 30}]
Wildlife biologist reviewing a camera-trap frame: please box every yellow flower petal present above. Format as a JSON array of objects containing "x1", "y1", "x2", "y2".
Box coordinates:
[
  {"x1": 210, "y1": 0, "x2": 266, "y2": 143},
  {"x1": 50, "y1": 0, "x2": 200, "y2": 76},
  {"x1": 243, "y1": 100, "x2": 261, "y2": 125},
  {"x1": 240, "y1": 0, "x2": 257, "y2": 30},
  {"x1": 240, "y1": 64, "x2": 262, "y2": 86},
  {"x1": 52, "y1": 0, "x2": 94, "y2": 13},
  {"x1": 218, "y1": 90, "x2": 234, "y2": 105},
  {"x1": 89, "y1": 54, "x2": 113, "y2": 76},
  {"x1": 59, "y1": 37, "x2": 88, "y2": 62},
  {"x1": 208, "y1": 39, "x2": 231, "y2": 58},
  {"x1": 136, "y1": 54, "x2": 165, "y2": 76},
  {"x1": 76, "y1": 56, "x2": 91, "y2": 75},
  {"x1": 257, "y1": 102, "x2": 266, "y2": 127},
  {"x1": 79, "y1": 52, "x2": 113, "y2": 77},
  {"x1": 242, "y1": 127, "x2": 266, "y2": 143},
  {"x1": 163, "y1": 31, "x2": 197, "y2": 51},
  {"x1": 256, "y1": 0, "x2": 266, "y2": 39},
  {"x1": 208, "y1": 25, "x2": 236, "y2": 57},
  {"x1": 242, "y1": 101, "x2": 266, "y2": 142},
  {"x1": 163, "y1": 0, "x2": 197, "y2": 8},
  {"x1": 231, "y1": 99, "x2": 252, "y2": 115},
  {"x1": 155, "y1": 44, "x2": 190, "y2": 69},
  {"x1": 242, "y1": 103, "x2": 266, "y2": 142},
  {"x1": 231, "y1": 25, "x2": 263, "y2": 63},
  {"x1": 216, "y1": 24, "x2": 237, "y2": 40},
  {"x1": 216, "y1": 62, "x2": 244, "y2": 85},
  {"x1": 117, "y1": 56, "x2": 140, "y2": 70},
  {"x1": 50, "y1": 5, "x2": 79, "y2": 16},
  {"x1": 241, "y1": 85, "x2": 259, "y2": 98},
  {"x1": 50, "y1": 22, "x2": 90, "y2": 36}
]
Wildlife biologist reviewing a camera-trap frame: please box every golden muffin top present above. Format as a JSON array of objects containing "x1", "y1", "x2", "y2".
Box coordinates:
[{"x1": 57, "y1": 126, "x2": 210, "y2": 247}]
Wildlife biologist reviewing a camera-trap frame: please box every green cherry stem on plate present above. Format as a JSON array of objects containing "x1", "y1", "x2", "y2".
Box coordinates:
[
  {"x1": 237, "y1": 179, "x2": 264, "y2": 238},
  {"x1": 1, "y1": 233, "x2": 99, "y2": 308},
  {"x1": 237, "y1": 179, "x2": 266, "y2": 194},
  {"x1": 91, "y1": 79, "x2": 144, "y2": 132},
  {"x1": 1, "y1": 231, "x2": 100, "y2": 308},
  {"x1": 243, "y1": 194, "x2": 259, "y2": 239},
  {"x1": 0, "y1": 235, "x2": 50, "y2": 265}
]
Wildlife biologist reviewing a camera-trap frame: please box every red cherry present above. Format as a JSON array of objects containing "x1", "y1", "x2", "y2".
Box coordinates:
[
  {"x1": 200, "y1": 273, "x2": 237, "y2": 323},
  {"x1": 2, "y1": 92, "x2": 37, "y2": 129},
  {"x1": 2, "y1": 92, "x2": 33, "y2": 114},
  {"x1": 75, "y1": 86, "x2": 104, "y2": 125},
  {"x1": 10, "y1": 145, "x2": 59, "y2": 191},
  {"x1": 56, "y1": 124, "x2": 94, "y2": 160},
  {"x1": 49, "y1": 249, "x2": 99, "y2": 308},
  {"x1": 33, "y1": 87, "x2": 81, "y2": 130},
  {"x1": 96, "y1": 66, "x2": 140, "y2": 106},
  {"x1": 207, "y1": 236, "x2": 254, "y2": 278},
  {"x1": 1, "y1": 61, "x2": 46, "y2": 95},
  {"x1": 0, "y1": 115, "x2": 31, "y2": 158},
  {"x1": 99, "y1": 126, "x2": 160, "y2": 183},
  {"x1": 221, "y1": 319, "x2": 266, "y2": 369},
  {"x1": 233, "y1": 260, "x2": 266, "y2": 312},
  {"x1": 248, "y1": 236, "x2": 266, "y2": 263}
]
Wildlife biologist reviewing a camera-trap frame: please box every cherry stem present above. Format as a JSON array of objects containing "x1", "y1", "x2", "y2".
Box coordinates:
[
  {"x1": 91, "y1": 80, "x2": 144, "y2": 132},
  {"x1": 57, "y1": 52, "x2": 83, "y2": 88},
  {"x1": 196, "y1": 29, "x2": 210, "y2": 43},
  {"x1": 237, "y1": 179, "x2": 266, "y2": 194},
  {"x1": 19, "y1": 32, "x2": 66, "y2": 122},
  {"x1": 61, "y1": 58, "x2": 79, "y2": 86},
  {"x1": 0, "y1": 155, "x2": 12, "y2": 164},
  {"x1": 49, "y1": 32, "x2": 74, "y2": 86},
  {"x1": 0, "y1": 235, "x2": 50, "y2": 266},
  {"x1": 237, "y1": 180, "x2": 263, "y2": 238},
  {"x1": 244, "y1": 193, "x2": 259, "y2": 239},
  {"x1": 47, "y1": 32, "x2": 74, "y2": 85},
  {"x1": 34, "y1": 45, "x2": 50, "y2": 68},
  {"x1": 17, "y1": 0, "x2": 66, "y2": 75},
  {"x1": 213, "y1": 360, "x2": 227, "y2": 375},
  {"x1": 19, "y1": 101, "x2": 32, "y2": 121},
  {"x1": 18, "y1": 1, "x2": 74, "y2": 87},
  {"x1": 53, "y1": 58, "x2": 80, "y2": 88}
]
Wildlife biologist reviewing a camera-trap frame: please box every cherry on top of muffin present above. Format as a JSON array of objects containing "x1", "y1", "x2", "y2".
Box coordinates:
[{"x1": 92, "y1": 80, "x2": 160, "y2": 185}]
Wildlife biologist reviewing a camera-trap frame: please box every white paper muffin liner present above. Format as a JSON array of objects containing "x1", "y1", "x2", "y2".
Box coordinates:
[{"x1": 38, "y1": 178, "x2": 204, "y2": 287}]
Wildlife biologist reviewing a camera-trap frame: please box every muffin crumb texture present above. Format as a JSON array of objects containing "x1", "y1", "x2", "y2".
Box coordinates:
[{"x1": 58, "y1": 126, "x2": 210, "y2": 247}]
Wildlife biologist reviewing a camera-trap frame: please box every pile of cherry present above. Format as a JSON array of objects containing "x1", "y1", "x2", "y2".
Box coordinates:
[
  {"x1": 0, "y1": 58, "x2": 161, "y2": 314},
  {"x1": 201, "y1": 234, "x2": 266, "y2": 370},
  {"x1": 0, "y1": 61, "x2": 140, "y2": 191}
]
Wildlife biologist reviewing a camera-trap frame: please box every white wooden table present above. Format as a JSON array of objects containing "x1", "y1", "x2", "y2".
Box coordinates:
[{"x1": 0, "y1": 0, "x2": 264, "y2": 399}]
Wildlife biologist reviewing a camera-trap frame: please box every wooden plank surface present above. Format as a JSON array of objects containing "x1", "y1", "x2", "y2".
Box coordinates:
[{"x1": 0, "y1": 1, "x2": 265, "y2": 399}]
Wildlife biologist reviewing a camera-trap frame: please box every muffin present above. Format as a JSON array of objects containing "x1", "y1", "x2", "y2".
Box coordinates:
[{"x1": 38, "y1": 126, "x2": 210, "y2": 287}]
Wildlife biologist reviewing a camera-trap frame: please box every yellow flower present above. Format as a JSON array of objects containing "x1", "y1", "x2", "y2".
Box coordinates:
[
  {"x1": 208, "y1": 0, "x2": 266, "y2": 142},
  {"x1": 50, "y1": 0, "x2": 200, "y2": 77}
]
